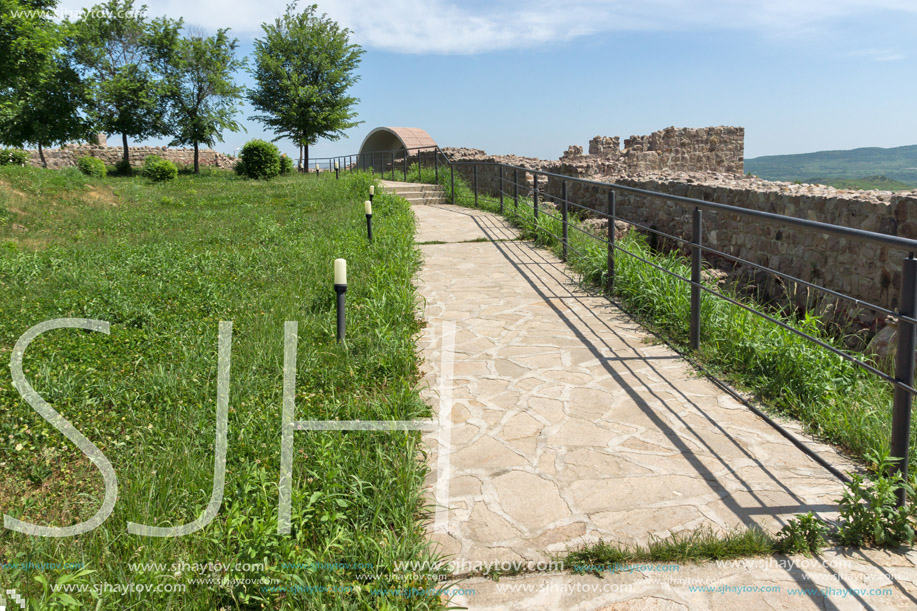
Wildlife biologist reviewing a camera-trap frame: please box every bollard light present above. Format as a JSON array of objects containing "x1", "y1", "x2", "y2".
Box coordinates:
[
  {"x1": 315, "y1": 161, "x2": 319, "y2": 176},
  {"x1": 365, "y1": 200, "x2": 373, "y2": 243},
  {"x1": 369, "y1": 184, "x2": 375, "y2": 205},
  {"x1": 334, "y1": 259, "x2": 347, "y2": 342},
  {"x1": 335, "y1": 159, "x2": 340, "y2": 180}
]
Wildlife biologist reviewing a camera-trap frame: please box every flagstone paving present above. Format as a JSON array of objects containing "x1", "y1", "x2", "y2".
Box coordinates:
[{"x1": 413, "y1": 203, "x2": 917, "y2": 609}]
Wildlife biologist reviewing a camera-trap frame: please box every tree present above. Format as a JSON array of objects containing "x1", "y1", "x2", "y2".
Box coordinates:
[
  {"x1": 0, "y1": 55, "x2": 94, "y2": 167},
  {"x1": 68, "y1": 0, "x2": 181, "y2": 167},
  {"x1": 0, "y1": 1, "x2": 93, "y2": 165},
  {"x1": 248, "y1": 2, "x2": 364, "y2": 170},
  {"x1": 154, "y1": 27, "x2": 246, "y2": 173},
  {"x1": 0, "y1": 0, "x2": 58, "y2": 90}
]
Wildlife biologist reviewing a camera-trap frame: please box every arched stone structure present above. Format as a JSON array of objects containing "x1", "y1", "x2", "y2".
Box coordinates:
[{"x1": 357, "y1": 127, "x2": 437, "y2": 173}]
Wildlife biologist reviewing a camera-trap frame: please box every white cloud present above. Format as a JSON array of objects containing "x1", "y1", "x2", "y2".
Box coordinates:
[{"x1": 59, "y1": 0, "x2": 917, "y2": 54}]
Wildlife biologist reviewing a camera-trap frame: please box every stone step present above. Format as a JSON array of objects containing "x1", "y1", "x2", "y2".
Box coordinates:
[
  {"x1": 380, "y1": 180, "x2": 447, "y2": 205},
  {"x1": 405, "y1": 200, "x2": 448, "y2": 206}
]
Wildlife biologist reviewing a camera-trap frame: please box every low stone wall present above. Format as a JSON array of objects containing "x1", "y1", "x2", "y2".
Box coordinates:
[
  {"x1": 442, "y1": 147, "x2": 917, "y2": 323},
  {"x1": 25, "y1": 144, "x2": 236, "y2": 169}
]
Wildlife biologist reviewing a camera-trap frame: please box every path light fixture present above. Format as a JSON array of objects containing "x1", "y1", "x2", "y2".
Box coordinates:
[
  {"x1": 315, "y1": 161, "x2": 319, "y2": 176},
  {"x1": 334, "y1": 259, "x2": 347, "y2": 342},
  {"x1": 335, "y1": 160, "x2": 340, "y2": 180},
  {"x1": 369, "y1": 184, "x2": 374, "y2": 205},
  {"x1": 365, "y1": 200, "x2": 373, "y2": 243}
]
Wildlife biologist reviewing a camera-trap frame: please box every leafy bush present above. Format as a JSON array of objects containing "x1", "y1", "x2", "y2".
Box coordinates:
[
  {"x1": 77, "y1": 156, "x2": 106, "y2": 178},
  {"x1": 279, "y1": 153, "x2": 294, "y2": 175},
  {"x1": 775, "y1": 512, "x2": 829, "y2": 554},
  {"x1": 233, "y1": 158, "x2": 246, "y2": 176},
  {"x1": 141, "y1": 155, "x2": 178, "y2": 182},
  {"x1": 239, "y1": 139, "x2": 280, "y2": 179},
  {"x1": 0, "y1": 148, "x2": 29, "y2": 166},
  {"x1": 837, "y1": 450, "x2": 917, "y2": 547},
  {"x1": 114, "y1": 158, "x2": 132, "y2": 176}
]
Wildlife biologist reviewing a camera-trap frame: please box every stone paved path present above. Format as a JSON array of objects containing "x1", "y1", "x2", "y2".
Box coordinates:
[{"x1": 414, "y1": 204, "x2": 917, "y2": 609}]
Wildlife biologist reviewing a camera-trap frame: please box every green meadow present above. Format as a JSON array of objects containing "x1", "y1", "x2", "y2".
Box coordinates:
[{"x1": 0, "y1": 166, "x2": 446, "y2": 609}]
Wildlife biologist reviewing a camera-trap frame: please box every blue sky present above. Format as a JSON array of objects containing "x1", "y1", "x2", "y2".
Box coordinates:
[{"x1": 63, "y1": 0, "x2": 917, "y2": 162}]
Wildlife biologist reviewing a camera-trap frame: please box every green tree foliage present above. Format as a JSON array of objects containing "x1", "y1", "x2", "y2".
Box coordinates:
[
  {"x1": 68, "y1": 0, "x2": 181, "y2": 167},
  {"x1": 0, "y1": 0, "x2": 93, "y2": 166},
  {"x1": 0, "y1": 0, "x2": 58, "y2": 90},
  {"x1": 248, "y1": 2, "x2": 364, "y2": 170},
  {"x1": 154, "y1": 26, "x2": 245, "y2": 173}
]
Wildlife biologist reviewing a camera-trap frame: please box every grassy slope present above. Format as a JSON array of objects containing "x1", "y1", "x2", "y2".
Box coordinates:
[
  {"x1": 745, "y1": 145, "x2": 917, "y2": 186},
  {"x1": 0, "y1": 167, "x2": 444, "y2": 610}
]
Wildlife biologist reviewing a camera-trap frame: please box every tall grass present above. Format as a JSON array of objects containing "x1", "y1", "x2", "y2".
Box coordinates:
[
  {"x1": 0, "y1": 167, "x2": 446, "y2": 609},
  {"x1": 407, "y1": 163, "x2": 913, "y2": 477}
]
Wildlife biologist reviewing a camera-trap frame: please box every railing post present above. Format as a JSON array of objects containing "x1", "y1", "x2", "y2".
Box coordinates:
[
  {"x1": 499, "y1": 166, "x2": 504, "y2": 214},
  {"x1": 370, "y1": 153, "x2": 375, "y2": 176},
  {"x1": 533, "y1": 174, "x2": 540, "y2": 235},
  {"x1": 403, "y1": 152, "x2": 407, "y2": 181},
  {"x1": 690, "y1": 207, "x2": 703, "y2": 350},
  {"x1": 892, "y1": 255, "x2": 917, "y2": 507},
  {"x1": 473, "y1": 164, "x2": 478, "y2": 208},
  {"x1": 561, "y1": 180, "x2": 568, "y2": 261},
  {"x1": 391, "y1": 152, "x2": 395, "y2": 180},
  {"x1": 418, "y1": 149, "x2": 423, "y2": 182},
  {"x1": 514, "y1": 169, "x2": 519, "y2": 211},
  {"x1": 450, "y1": 165, "x2": 455, "y2": 205},
  {"x1": 607, "y1": 190, "x2": 616, "y2": 294}
]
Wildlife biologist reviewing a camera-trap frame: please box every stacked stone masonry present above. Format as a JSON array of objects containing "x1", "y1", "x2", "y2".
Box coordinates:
[
  {"x1": 24, "y1": 144, "x2": 236, "y2": 170},
  {"x1": 443, "y1": 125, "x2": 917, "y2": 321}
]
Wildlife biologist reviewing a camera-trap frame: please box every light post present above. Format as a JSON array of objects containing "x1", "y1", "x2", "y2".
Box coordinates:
[
  {"x1": 365, "y1": 200, "x2": 373, "y2": 243},
  {"x1": 334, "y1": 259, "x2": 347, "y2": 342}
]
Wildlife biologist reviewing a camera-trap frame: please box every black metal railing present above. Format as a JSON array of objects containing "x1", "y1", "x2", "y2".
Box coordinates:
[
  {"x1": 304, "y1": 146, "x2": 441, "y2": 183},
  {"x1": 304, "y1": 145, "x2": 917, "y2": 505}
]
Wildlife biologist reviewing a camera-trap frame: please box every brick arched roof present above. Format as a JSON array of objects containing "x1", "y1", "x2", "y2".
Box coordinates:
[{"x1": 359, "y1": 127, "x2": 437, "y2": 155}]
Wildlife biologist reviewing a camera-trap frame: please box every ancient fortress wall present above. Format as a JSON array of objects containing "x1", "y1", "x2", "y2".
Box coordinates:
[
  {"x1": 444, "y1": 126, "x2": 917, "y2": 317},
  {"x1": 24, "y1": 142, "x2": 235, "y2": 169}
]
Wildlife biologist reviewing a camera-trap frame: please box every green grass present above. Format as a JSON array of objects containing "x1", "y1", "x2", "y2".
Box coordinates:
[
  {"x1": 566, "y1": 527, "x2": 776, "y2": 574},
  {"x1": 407, "y1": 163, "x2": 916, "y2": 481},
  {"x1": 0, "y1": 167, "x2": 446, "y2": 609}
]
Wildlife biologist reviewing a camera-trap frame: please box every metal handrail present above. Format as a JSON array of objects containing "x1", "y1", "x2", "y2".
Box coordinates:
[{"x1": 445, "y1": 156, "x2": 917, "y2": 502}]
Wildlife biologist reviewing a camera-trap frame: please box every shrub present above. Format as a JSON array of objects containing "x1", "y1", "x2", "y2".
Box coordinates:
[
  {"x1": 239, "y1": 139, "x2": 280, "y2": 179},
  {"x1": 0, "y1": 148, "x2": 29, "y2": 166},
  {"x1": 775, "y1": 512, "x2": 829, "y2": 554},
  {"x1": 77, "y1": 156, "x2": 106, "y2": 178},
  {"x1": 837, "y1": 450, "x2": 917, "y2": 547},
  {"x1": 141, "y1": 155, "x2": 178, "y2": 182},
  {"x1": 233, "y1": 158, "x2": 246, "y2": 176},
  {"x1": 114, "y1": 158, "x2": 133, "y2": 176},
  {"x1": 279, "y1": 153, "x2": 294, "y2": 175}
]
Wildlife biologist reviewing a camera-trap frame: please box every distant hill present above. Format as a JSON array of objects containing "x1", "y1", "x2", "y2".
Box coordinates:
[
  {"x1": 745, "y1": 145, "x2": 917, "y2": 189},
  {"x1": 801, "y1": 175, "x2": 915, "y2": 191}
]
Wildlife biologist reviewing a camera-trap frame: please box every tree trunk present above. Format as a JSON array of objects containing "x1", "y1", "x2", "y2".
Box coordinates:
[
  {"x1": 193, "y1": 141, "x2": 200, "y2": 174},
  {"x1": 121, "y1": 133, "x2": 129, "y2": 167},
  {"x1": 37, "y1": 142, "x2": 46, "y2": 168},
  {"x1": 304, "y1": 143, "x2": 309, "y2": 173},
  {"x1": 299, "y1": 143, "x2": 304, "y2": 172}
]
